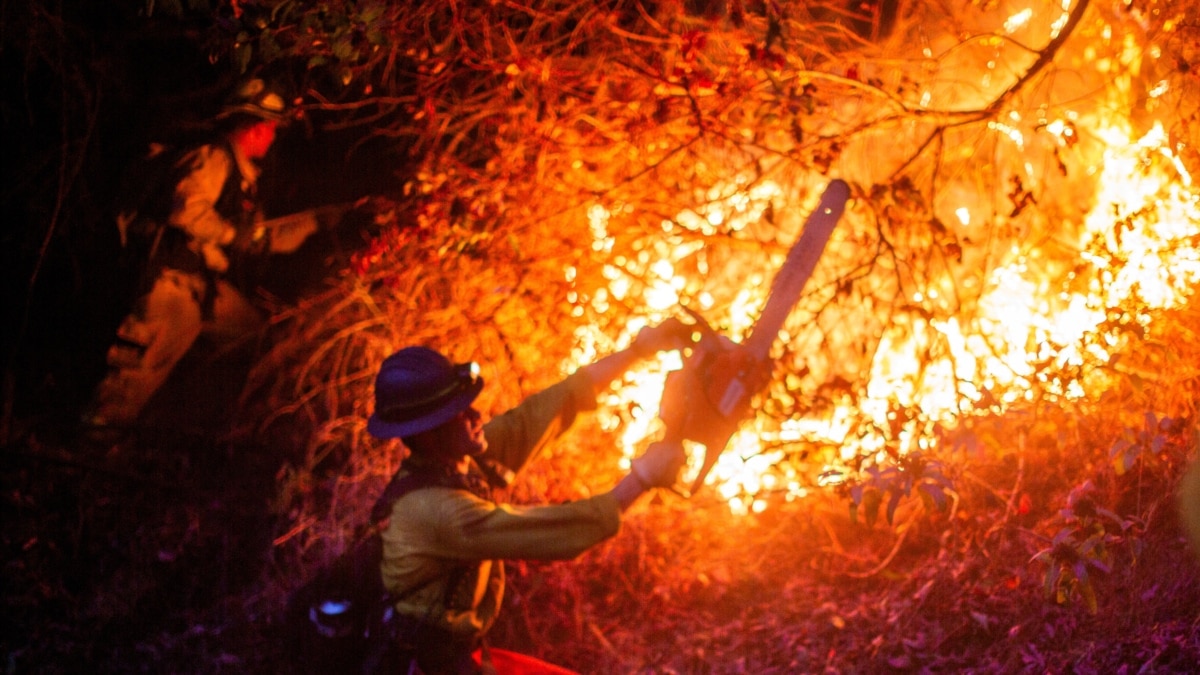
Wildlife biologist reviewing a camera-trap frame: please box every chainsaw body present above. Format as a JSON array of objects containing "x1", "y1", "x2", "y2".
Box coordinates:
[{"x1": 660, "y1": 323, "x2": 771, "y2": 494}]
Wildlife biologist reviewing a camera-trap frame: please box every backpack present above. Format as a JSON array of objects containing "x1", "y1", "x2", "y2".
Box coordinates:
[
  {"x1": 112, "y1": 143, "x2": 194, "y2": 246},
  {"x1": 284, "y1": 531, "x2": 389, "y2": 675},
  {"x1": 112, "y1": 134, "x2": 246, "y2": 248},
  {"x1": 285, "y1": 464, "x2": 495, "y2": 675}
]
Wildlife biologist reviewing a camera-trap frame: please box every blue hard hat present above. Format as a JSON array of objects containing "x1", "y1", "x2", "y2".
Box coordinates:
[{"x1": 367, "y1": 347, "x2": 483, "y2": 439}]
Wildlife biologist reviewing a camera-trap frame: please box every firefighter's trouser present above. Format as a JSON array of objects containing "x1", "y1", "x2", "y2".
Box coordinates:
[{"x1": 83, "y1": 267, "x2": 262, "y2": 428}]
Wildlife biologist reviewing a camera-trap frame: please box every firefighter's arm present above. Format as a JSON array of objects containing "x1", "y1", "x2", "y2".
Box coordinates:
[
  {"x1": 260, "y1": 211, "x2": 319, "y2": 253},
  {"x1": 247, "y1": 201, "x2": 363, "y2": 254},
  {"x1": 578, "y1": 318, "x2": 693, "y2": 393},
  {"x1": 610, "y1": 440, "x2": 686, "y2": 510},
  {"x1": 171, "y1": 146, "x2": 238, "y2": 271}
]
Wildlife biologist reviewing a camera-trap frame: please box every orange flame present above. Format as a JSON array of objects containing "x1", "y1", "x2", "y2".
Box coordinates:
[
  {"x1": 564, "y1": 116, "x2": 1197, "y2": 515},
  {"x1": 560, "y1": 6, "x2": 1199, "y2": 514}
]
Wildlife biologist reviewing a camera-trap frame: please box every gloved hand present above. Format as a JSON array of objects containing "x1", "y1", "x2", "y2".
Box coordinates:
[
  {"x1": 630, "y1": 440, "x2": 687, "y2": 489},
  {"x1": 196, "y1": 240, "x2": 231, "y2": 272},
  {"x1": 266, "y1": 211, "x2": 320, "y2": 253},
  {"x1": 631, "y1": 317, "x2": 694, "y2": 358}
]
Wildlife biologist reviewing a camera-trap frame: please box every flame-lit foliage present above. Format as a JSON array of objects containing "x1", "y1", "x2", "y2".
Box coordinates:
[
  {"x1": 223, "y1": 3, "x2": 1199, "y2": 494},
  {"x1": 155, "y1": 0, "x2": 1200, "y2": 668},
  {"x1": 201, "y1": 11, "x2": 1200, "y2": 667},
  {"x1": 1031, "y1": 480, "x2": 1145, "y2": 614},
  {"x1": 2, "y1": 0, "x2": 1198, "y2": 671},
  {"x1": 230, "y1": 0, "x2": 1200, "y2": 510}
]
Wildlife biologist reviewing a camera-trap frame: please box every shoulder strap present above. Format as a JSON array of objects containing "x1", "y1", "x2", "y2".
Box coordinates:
[
  {"x1": 212, "y1": 138, "x2": 250, "y2": 223},
  {"x1": 369, "y1": 463, "x2": 489, "y2": 525},
  {"x1": 369, "y1": 470, "x2": 436, "y2": 524},
  {"x1": 369, "y1": 463, "x2": 492, "y2": 612}
]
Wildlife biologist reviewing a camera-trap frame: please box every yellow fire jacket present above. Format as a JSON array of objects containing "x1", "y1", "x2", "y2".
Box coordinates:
[
  {"x1": 378, "y1": 371, "x2": 623, "y2": 644},
  {"x1": 171, "y1": 142, "x2": 261, "y2": 273}
]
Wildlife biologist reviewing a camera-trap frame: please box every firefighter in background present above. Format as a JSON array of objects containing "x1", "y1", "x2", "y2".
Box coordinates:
[
  {"x1": 363, "y1": 322, "x2": 691, "y2": 674},
  {"x1": 81, "y1": 78, "x2": 319, "y2": 433}
]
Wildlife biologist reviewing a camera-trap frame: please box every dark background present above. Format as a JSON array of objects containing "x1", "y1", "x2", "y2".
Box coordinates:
[
  {"x1": 1, "y1": 2, "x2": 402, "y2": 432},
  {"x1": 2, "y1": 9, "x2": 403, "y2": 669}
]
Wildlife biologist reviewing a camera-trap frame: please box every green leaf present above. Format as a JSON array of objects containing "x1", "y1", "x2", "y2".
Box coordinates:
[
  {"x1": 1112, "y1": 453, "x2": 1126, "y2": 475},
  {"x1": 1129, "y1": 372, "x2": 1145, "y2": 394},
  {"x1": 850, "y1": 483, "x2": 863, "y2": 504},
  {"x1": 1044, "y1": 563, "x2": 1061, "y2": 600},
  {"x1": 1080, "y1": 579, "x2": 1098, "y2": 614},
  {"x1": 970, "y1": 611, "x2": 992, "y2": 629},
  {"x1": 260, "y1": 33, "x2": 280, "y2": 62},
  {"x1": 1073, "y1": 560, "x2": 1089, "y2": 586},
  {"x1": 333, "y1": 36, "x2": 355, "y2": 62},
  {"x1": 1055, "y1": 583, "x2": 1069, "y2": 605},
  {"x1": 918, "y1": 482, "x2": 947, "y2": 511},
  {"x1": 360, "y1": 3, "x2": 384, "y2": 23},
  {"x1": 234, "y1": 43, "x2": 252, "y2": 74},
  {"x1": 1096, "y1": 507, "x2": 1123, "y2": 526},
  {"x1": 1052, "y1": 527, "x2": 1077, "y2": 546},
  {"x1": 918, "y1": 488, "x2": 934, "y2": 513}
]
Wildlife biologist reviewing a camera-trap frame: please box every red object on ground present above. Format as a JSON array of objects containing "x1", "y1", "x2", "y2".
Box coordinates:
[{"x1": 474, "y1": 647, "x2": 580, "y2": 675}]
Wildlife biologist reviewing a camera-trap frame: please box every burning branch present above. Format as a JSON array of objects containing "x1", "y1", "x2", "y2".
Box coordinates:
[{"x1": 988, "y1": 0, "x2": 1090, "y2": 114}]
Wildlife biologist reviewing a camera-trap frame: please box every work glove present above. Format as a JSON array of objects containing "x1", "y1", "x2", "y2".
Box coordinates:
[
  {"x1": 631, "y1": 317, "x2": 694, "y2": 358},
  {"x1": 196, "y1": 240, "x2": 231, "y2": 272},
  {"x1": 265, "y1": 211, "x2": 320, "y2": 253},
  {"x1": 630, "y1": 440, "x2": 687, "y2": 489}
]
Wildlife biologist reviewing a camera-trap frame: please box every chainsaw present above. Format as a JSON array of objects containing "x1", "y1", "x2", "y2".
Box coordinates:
[{"x1": 660, "y1": 179, "x2": 850, "y2": 496}]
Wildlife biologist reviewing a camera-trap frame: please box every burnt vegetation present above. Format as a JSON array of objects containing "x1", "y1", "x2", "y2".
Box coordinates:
[{"x1": 3, "y1": 0, "x2": 1199, "y2": 672}]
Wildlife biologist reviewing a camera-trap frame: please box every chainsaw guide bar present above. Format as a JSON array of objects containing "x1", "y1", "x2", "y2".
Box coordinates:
[{"x1": 660, "y1": 179, "x2": 851, "y2": 496}]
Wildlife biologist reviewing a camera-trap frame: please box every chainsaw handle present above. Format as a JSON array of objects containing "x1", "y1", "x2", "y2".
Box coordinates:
[{"x1": 680, "y1": 306, "x2": 716, "y2": 339}]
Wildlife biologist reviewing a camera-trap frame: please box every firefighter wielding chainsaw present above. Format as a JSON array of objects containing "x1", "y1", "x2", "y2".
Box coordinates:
[
  {"x1": 660, "y1": 179, "x2": 850, "y2": 496},
  {"x1": 286, "y1": 180, "x2": 849, "y2": 674}
]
